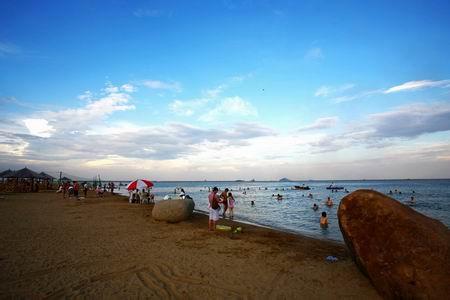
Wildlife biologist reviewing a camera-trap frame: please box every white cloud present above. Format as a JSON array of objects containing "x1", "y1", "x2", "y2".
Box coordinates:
[
  {"x1": 169, "y1": 74, "x2": 252, "y2": 118},
  {"x1": 367, "y1": 102, "x2": 450, "y2": 138},
  {"x1": 169, "y1": 98, "x2": 210, "y2": 116},
  {"x1": 77, "y1": 91, "x2": 93, "y2": 101},
  {"x1": 40, "y1": 84, "x2": 135, "y2": 134},
  {"x1": 199, "y1": 96, "x2": 257, "y2": 122},
  {"x1": 304, "y1": 47, "x2": 323, "y2": 60},
  {"x1": 142, "y1": 80, "x2": 181, "y2": 92},
  {"x1": 203, "y1": 84, "x2": 226, "y2": 98},
  {"x1": 103, "y1": 83, "x2": 119, "y2": 94},
  {"x1": 332, "y1": 89, "x2": 382, "y2": 103},
  {"x1": 23, "y1": 119, "x2": 55, "y2": 138},
  {"x1": 0, "y1": 41, "x2": 20, "y2": 56},
  {"x1": 314, "y1": 84, "x2": 355, "y2": 97},
  {"x1": 121, "y1": 84, "x2": 136, "y2": 93},
  {"x1": 316, "y1": 79, "x2": 450, "y2": 104},
  {"x1": 298, "y1": 117, "x2": 339, "y2": 131},
  {"x1": 384, "y1": 80, "x2": 450, "y2": 94}
]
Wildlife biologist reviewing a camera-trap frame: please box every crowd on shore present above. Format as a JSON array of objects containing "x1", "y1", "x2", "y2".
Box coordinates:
[
  {"x1": 128, "y1": 188, "x2": 155, "y2": 204},
  {"x1": 56, "y1": 181, "x2": 118, "y2": 199},
  {"x1": 206, "y1": 186, "x2": 335, "y2": 231}
]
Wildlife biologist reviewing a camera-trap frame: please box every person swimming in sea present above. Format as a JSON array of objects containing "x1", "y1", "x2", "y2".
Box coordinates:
[
  {"x1": 320, "y1": 212, "x2": 328, "y2": 228},
  {"x1": 312, "y1": 203, "x2": 319, "y2": 211},
  {"x1": 251, "y1": 200, "x2": 255, "y2": 206},
  {"x1": 276, "y1": 194, "x2": 283, "y2": 200},
  {"x1": 326, "y1": 197, "x2": 333, "y2": 207}
]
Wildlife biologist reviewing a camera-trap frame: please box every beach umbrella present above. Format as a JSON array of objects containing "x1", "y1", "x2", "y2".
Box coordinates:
[{"x1": 126, "y1": 179, "x2": 154, "y2": 191}]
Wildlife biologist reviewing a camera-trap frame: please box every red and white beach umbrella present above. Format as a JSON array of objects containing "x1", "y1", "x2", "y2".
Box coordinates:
[{"x1": 126, "y1": 179, "x2": 154, "y2": 191}]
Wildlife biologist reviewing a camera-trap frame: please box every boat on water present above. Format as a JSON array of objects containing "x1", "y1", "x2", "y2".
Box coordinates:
[
  {"x1": 326, "y1": 184, "x2": 344, "y2": 190},
  {"x1": 292, "y1": 185, "x2": 311, "y2": 190}
]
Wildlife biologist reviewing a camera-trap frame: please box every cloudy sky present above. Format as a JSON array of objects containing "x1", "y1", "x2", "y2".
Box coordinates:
[{"x1": 1, "y1": 0, "x2": 450, "y2": 180}]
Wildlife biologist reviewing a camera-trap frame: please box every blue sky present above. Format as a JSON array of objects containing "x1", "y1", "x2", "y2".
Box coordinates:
[{"x1": 1, "y1": 0, "x2": 450, "y2": 180}]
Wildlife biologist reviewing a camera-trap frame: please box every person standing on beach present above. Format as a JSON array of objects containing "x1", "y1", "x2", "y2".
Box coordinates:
[
  {"x1": 220, "y1": 188, "x2": 229, "y2": 217},
  {"x1": 208, "y1": 187, "x2": 220, "y2": 231},
  {"x1": 83, "y1": 182, "x2": 88, "y2": 198},
  {"x1": 227, "y1": 192, "x2": 235, "y2": 218},
  {"x1": 73, "y1": 181, "x2": 79, "y2": 200},
  {"x1": 62, "y1": 181, "x2": 69, "y2": 199}
]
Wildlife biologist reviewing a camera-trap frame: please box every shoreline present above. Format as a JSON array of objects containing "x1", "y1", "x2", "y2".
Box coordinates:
[
  {"x1": 0, "y1": 191, "x2": 380, "y2": 298},
  {"x1": 193, "y1": 208, "x2": 345, "y2": 244}
]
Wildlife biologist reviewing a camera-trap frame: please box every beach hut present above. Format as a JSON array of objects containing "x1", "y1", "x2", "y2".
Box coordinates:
[
  {"x1": 4, "y1": 167, "x2": 42, "y2": 192},
  {"x1": 0, "y1": 169, "x2": 15, "y2": 189},
  {"x1": 0, "y1": 169, "x2": 14, "y2": 178},
  {"x1": 0, "y1": 169, "x2": 14, "y2": 183},
  {"x1": 39, "y1": 172, "x2": 55, "y2": 189},
  {"x1": 6, "y1": 167, "x2": 42, "y2": 179}
]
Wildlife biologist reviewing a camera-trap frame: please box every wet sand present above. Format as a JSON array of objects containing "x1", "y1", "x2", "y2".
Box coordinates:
[{"x1": 0, "y1": 191, "x2": 380, "y2": 299}]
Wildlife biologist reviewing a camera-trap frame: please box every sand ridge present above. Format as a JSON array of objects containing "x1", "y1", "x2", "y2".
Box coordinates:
[{"x1": 0, "y1": 191, "x2": 380, "y2": 299}]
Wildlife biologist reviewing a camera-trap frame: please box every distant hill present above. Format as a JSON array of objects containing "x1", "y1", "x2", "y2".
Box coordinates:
[{"x1": 279, "y1": 178, "x2": 292, "y2": 182}]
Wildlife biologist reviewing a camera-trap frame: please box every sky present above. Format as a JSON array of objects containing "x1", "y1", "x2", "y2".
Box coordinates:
[{"x1": 1, "y1": 0, "x2": 450, "y2": 180}]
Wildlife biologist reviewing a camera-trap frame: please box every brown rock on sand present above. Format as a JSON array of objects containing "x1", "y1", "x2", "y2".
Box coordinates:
[
  {"x1": 152, "y1": 198, "x2": 195, "y2": 223},
  {"x1": 338, "y1": 189, "x2": 450, "y2": 299}
]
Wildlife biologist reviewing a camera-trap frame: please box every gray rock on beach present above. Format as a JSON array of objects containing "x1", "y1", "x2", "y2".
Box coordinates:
[
  {"x1": 152, "y1": 198, "x2": 195, "y2": 223},
  {"x1": 338, "y1": 189, "x2": 450, "y2": 299}
]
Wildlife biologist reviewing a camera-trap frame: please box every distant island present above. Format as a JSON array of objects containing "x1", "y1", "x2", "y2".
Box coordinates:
[{"x1": 279, "y1": 178, "x2": 292, "y2": 182}]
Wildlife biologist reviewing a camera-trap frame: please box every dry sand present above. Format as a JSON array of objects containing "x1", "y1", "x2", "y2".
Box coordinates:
[{"x1": 0, "y1": 191, "x2": 380, "y2": 299}]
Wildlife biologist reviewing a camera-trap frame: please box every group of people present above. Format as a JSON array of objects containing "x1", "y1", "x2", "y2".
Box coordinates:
[
  {"x1": 208, "y1": 187, "x2": 236, "y2": 231},
  {"x1": 57, "y1": 181, "x2": 89, "y2": 199},
  {"x1": 311, "y1": 197, "x2": 333, "y2": 229},
  {"x1": 128, "y1": 188, "x2": 154, "y2": 204},
  {"x1": 57, "y1": 181, "x2": 120, "y2": 199}
]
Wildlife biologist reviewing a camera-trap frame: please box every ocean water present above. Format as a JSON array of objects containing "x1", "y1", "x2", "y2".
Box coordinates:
[{"x1": 117, "y1": 180, "x2": 450, "y2": 242}]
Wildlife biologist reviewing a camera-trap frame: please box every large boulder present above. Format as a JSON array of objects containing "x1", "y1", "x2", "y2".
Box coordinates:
[
  {"x1": 338, "y1": 189, "x2": 450, "y2": 299},
  {"x1": 152, "y1": 198, "x2": 195, "y2": 223}
]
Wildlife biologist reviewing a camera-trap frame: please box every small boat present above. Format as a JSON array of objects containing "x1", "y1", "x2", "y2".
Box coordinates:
[
  {"x1": 326, "y1": 185, "x2": 344, "y2": 190},
  {"x1": 292, "y1": 185, "x2": 311, "y2": 190}
]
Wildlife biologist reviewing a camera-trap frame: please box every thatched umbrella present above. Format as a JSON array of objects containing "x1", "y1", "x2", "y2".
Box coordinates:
[
  {"x1": 39, "y1": 172, "x2": 55, "y2": 180},
  {"x1": 0, "y1": 169, "x2": 14, "y2": 178},
  {"x1": 6, "y1": 167, "x2": 42, "y2": 179},
  {"x1": 0, "y1": 169, "x2": 14, "y2": 184}
]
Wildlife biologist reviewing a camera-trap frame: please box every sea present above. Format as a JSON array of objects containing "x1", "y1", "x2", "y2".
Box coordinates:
[{"x1": 117, "y1": 180, "x2": 450, "y2": 242}]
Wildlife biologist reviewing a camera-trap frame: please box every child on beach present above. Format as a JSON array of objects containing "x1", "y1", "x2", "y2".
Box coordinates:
[
  {"x1": 320, "y1": 212, "x2": 328, "y2": 228},
  {"x1": 220, "y1": 188, "x2": 229, "y2": 217},
  {"x1": 208, "y1": 187, "x2": 220, "y2": 231},
  {"x1": 227, "y1": 192, "x2": 235, "y2": 218}
]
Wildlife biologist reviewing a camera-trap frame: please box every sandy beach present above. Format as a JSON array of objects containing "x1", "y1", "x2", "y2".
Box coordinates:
[{"x1": 0, "y1": 191, "x2": 380, "y2": 299}]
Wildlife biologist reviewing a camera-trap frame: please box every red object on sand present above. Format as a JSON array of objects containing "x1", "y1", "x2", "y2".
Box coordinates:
[{"x1": 126, "y1": 179, "x2": 154, "y2": 191}]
